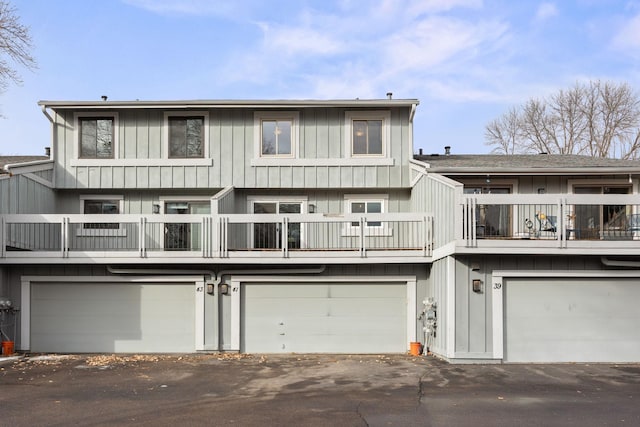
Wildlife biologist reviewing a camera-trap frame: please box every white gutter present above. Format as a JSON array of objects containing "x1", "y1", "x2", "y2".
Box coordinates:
[
  {"x1": 106, "y1": 265, "x2": 327, "y2": 288},
  {"x1": 600, "y1": 257, "x2": 640, "y2": 268}
]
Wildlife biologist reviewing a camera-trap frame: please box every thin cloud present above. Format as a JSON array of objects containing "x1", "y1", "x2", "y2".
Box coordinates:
[
  {"x1": 535, "y1": 3, "x2": 558, "y2": 22},
  {"x1": 612, "y1": 13, "x2": 640, "y2": 52}
]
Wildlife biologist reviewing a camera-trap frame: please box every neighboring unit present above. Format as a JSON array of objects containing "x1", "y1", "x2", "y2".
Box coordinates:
[{"x1": 1, "y1": 98, "x2": 639, "y2": 363}]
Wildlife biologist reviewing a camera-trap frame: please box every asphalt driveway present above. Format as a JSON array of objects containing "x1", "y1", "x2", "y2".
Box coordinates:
[{"x1": 1, "y1": 353, "x2": 639, "y2": 426}]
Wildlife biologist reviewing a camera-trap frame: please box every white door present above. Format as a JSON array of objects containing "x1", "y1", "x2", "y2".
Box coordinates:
[
  {"x1": 505, "y1": 278, "x2": 640, "y2": 362},
  {"x1": 251, "y1": 201, "x2": 303, "y2": 249},
  {"x1": 30, "y1": 282, "x2": 195, "y2": 353},
  {"x1": 242, "y1": 282, "x2": 407, "y2": 353}
]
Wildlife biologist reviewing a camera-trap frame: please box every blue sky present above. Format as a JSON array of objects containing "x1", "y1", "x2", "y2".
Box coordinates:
[{"x1": 1, "y1": 0, "x2": 640, "y2": 156}]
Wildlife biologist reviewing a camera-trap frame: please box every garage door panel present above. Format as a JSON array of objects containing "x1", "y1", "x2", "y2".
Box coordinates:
[
  {"x1": 31, "y1": 282, "x2": 195, "y2": 353},
  {"x1": 506, "y1": 278, "x2": 640, "y2": 363},
  {"x1": 242, "y1": 282, "x2": 407, "y2": 353}
]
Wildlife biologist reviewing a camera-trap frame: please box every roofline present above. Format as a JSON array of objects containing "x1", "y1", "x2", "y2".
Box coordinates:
[
  {"x1": 38, "y1": 99, "x2": 420, "y2": 109},
  {"x1": 427, "y1": 167, "x2": 640, "y2": 175}
]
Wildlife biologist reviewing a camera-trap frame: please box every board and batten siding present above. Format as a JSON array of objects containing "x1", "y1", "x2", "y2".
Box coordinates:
[
  {"x1": 54, "y1": 107, "x2": 413, "y2": 190},
  {"x1": 453, "y1": 255, "x2": 605, "y2": 359},
  {"x1": 410, "y1": 173, "x2": 461, "y2": 250},
  {"x1": 0, "y1": 174, "x2": 55, "y2": 214}
]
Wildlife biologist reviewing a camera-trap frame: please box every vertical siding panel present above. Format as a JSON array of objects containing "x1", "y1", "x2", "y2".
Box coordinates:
[
  {"x1": 365, "y1": 166, "x2": 376, "y2": 188},
  {"x1": 304, "y1": 167, "x2": 316, "y2": 188},
  {"x1": 328, "y1": 109, "x2": 342, "y2": 158},
  {"x1": 160, "y1": 166, "x2": 173, "y2": 187},
  {"x1": 184, "y1": 166, "x2": 196, "y2": 188},
  {"x1": 281, "y1": 166, "x2": 293, "y2": 188},
  {"x1": 232, "y1": 110, "x2": 246, "y2": 187},
  {"x1": 352, "y1": 166, "x2": 365, "y2": 188},
  {"x1": 137, "y1": 111, "x2": 150, "y2": 159},
  {"x1": 219, "y1": 111, "x2": 233, "y2": 188},
  {"x1": 171, "y1": 166, "x2": 185, "y2": 188},
  {"x1": 112, "y1": 166, "x2": 125, "y2": 188},
  {"x1": 136, "y1": 167, "x2": 149, "y2": 189},
  {"x1": 340, "y1": 167, "x2": 352, "y2": 187},
  {"x1": 292, "y1": 167, "x2": 304, "y2": 188},
  {"x1": 377, "y1": 165, "x2": 389, "y2": 188},
  {"x1": 327, "y1": 166, "x2": 340, "y2": 188},
  {"x1": 304, "y1": 110, "x2": 317, "y2": 159},
  {"x1": 148, "y1": 111, "x2": 162, "y2": 158},
  {"x1": 209, "y1": 110, "x2": 221, "y2": 188},
  {"x1": 123, "y1": 112, "x2": 137, "y2": 159},
  {"x1": 148, "y1": 167, "x2": 160, "y2": 188},
  {"x1": 255, "y1": 168, "x2": 268, "y2": 188},
  {"x1": 101, "y1": 167, "x2": 113, "y2": 189},
  {"x1": 76, "y1": 167, "x2": 89, "y2": 188},
  {"x1": 316, "y1": 109, "x2": 328, "y2": 159},
  {"x1": 88, "y1": 167, "x2": 100, "y2": 188},
  {"x1": 316, "y1": 166, "x2": 328, "y2": 188},
  {"x1": 244, "y1": 110, "x2": 254, "y2": 188},
  {"x1": 268, "y1": 166, "x2": 280, "y2": 188},
  {"x1": 124, "y1": 166, "x2": 137, "y2": 188},
  {"x1": 196, "y1": 166, "x2": 209, "y2": 188},
  {"x1": 64, "y1": 112, "x2": 75, "y2": 188}
]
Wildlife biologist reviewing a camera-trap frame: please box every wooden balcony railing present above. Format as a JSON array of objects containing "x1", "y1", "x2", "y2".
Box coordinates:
[
  {"x1": 461, "y1": 194, "x2": 640, "y2": 249},
  {"x1": 0, "y1": 213, "x2": 433, "y2": 261}
]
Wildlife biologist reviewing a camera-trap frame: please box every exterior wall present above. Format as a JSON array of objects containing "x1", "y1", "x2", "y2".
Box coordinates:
[
  {"x1": 410, "y1": 172, "x2": 461, "y2": 250},
  {"x1": 452, "y1": 254, "x2": 606, "y2": 360},
  {"x1": 52, "y1": 107, "x2": 413, "y2": 190},
  {"x1": 0, "y1": 174, "x2": 55, "y2": 214},
  {"x1": 4, "y1": 263, "x2": 428, "y2": 351},
  {"x1": 425, "y1": 256, "x2": 453, "y2": 357}
]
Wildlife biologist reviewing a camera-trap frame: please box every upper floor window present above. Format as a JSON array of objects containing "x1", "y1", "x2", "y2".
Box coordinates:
[
  {"x1": 343, "y1": 194, "x2": 390, "y2": 236},
  {"x1": 254, "y1": 111, "x2": 299, "y2": 158},
  {"x1": 75, "y1": 112, "x2": 118, "y2": 160},
  {"x1": 345, "y1": 111, "x2": 391, "y2": 158},
  {"x1": 164, "y1": 111, "x2": 209, "y2": 160},
  {"x1": 168, "y1": 116, "x2": 204, "y2": 158}
]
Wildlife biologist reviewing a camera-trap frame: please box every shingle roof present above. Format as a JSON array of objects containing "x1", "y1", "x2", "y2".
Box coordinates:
[
  {"x1": 0, "y1": 156, "x2": 49, "y2": 174},
  {"x1": 414, "y1": 153, "x2": 640, "y2": 174}
]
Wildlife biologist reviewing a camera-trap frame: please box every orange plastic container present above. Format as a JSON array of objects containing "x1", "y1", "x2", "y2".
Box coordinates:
[
  {"x1": 409, "y1": 341, "x2": 422, "y2": 356},
  {"x1": 1, "y1": 341, "x2": 14, "y2": 356}
]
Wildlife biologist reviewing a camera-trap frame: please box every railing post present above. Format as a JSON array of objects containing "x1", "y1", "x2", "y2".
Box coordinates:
[
  {"x1": 423, "y1": 215, "x2": 428, "y2": 257},
  {"x1": 360, "y1": 217, "x2": 366, "y2": 257},
  {"x1": 282, "y1": 218, "x2": 288, "y2": 258},
  {"x1": 0, "y1": 216, "x2": 5, "y2": 258},
  {"x1": 62, "y1": 217, "x2": 68, "y2": 258},
  {"x1": 139, "y1": 217, "x2": 145, "y2": 258}
]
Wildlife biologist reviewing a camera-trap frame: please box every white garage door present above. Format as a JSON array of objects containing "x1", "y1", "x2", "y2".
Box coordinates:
[
  {"x1": 242, "y1": 282, "x2": 407, "y2": 353},
  {"x1": 30, "y1": 282, "x2": 195, "y2": 353},
  {"x1": 505, "y1": 278, "x2": 640, "y2": 363}
]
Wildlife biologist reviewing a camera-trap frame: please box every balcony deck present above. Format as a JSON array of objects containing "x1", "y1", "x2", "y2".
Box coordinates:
[
  {"x1": 458, "y1": 193, "x2": 640, "y2": 255},
  {"x1": 0, "y1": 213, "x2": 434, "y2": 264}
]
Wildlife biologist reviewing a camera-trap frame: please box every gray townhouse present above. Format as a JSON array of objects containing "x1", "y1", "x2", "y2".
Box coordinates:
[{"x1": 0, "y1": 97, "x2": 639, "y2": 363}]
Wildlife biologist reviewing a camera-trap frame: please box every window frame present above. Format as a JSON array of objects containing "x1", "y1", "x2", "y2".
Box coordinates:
[
  {"x1": 345, "y1": 111, "x2": 391, "y2": 158},
  {"x1": 77, "y1": 195, "x2": 125, "y2": 236},
  {"x1": 163, "y1": 111, "x2": 210, "y2": 160},
  {"x1": 74, "y1": 112, "x2": 119, "y2": 160},
  {"x1": 343, "y1": 194, "x2": 391, "y2": 236},
  {"x1": 254, "y1": 111, "x2": 299, "y2": 160}
]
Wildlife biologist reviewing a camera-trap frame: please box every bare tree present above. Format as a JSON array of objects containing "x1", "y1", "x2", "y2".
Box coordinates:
[
  {"x1": 485, "y1": 81, "x2": 640, "y2": 159},
  {"x1": 0, "y1": 1, "x2": 35, "y2": 91}
]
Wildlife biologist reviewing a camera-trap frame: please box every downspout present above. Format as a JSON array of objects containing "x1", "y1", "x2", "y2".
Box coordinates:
[
  {"x1": 41, "y1": 105, "x2": 56, "y2": 185},
  {"x1": 600, "y1": 257, "x2": 640, "y2": 268}
]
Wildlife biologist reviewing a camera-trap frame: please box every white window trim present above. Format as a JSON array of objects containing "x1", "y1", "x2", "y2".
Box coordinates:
[
  {"x1": 163, "y1": 111, "x2": 210, "y2": 161},
  {"x1": 77, "y1": 195, "x2": 125, "y2": 237},
  {"x1": 247, "y1": 196, "x2": 308, "y2": 249},
  {"x1": 343, "y1": 194, "x2": 391, "y2": 237},
  {"x1": 73, "y1": 112, "x2": 119, "y2": 161},
  {"x1": 158, "y1": 196, "x2": 215, "y2": 215},
  {"x1": 345, "y1": 110, "x2": 391, "y2": 158},
  {"x1": 253, "y1": 111, "x2": 300, "y2": 161}
]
